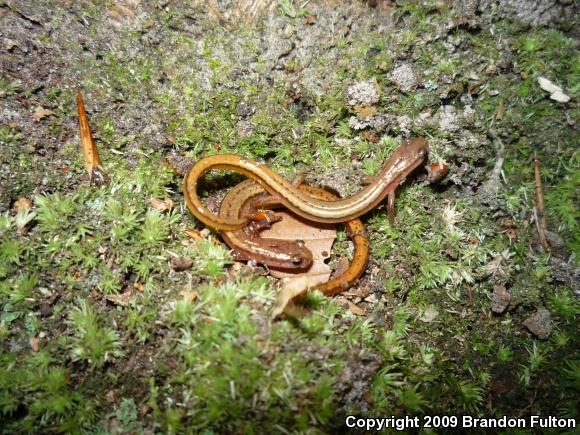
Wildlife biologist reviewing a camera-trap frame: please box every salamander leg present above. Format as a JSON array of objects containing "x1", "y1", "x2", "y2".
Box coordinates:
[
  {"x1": 244, "y1": 210, "x2": 282, "y2": 235},
  {"x1": 290, "y1": 175, "x2": 305, "y2": 187},
  {"x1": 360, "y1": 175, "x2": 379, "y2": 186}
]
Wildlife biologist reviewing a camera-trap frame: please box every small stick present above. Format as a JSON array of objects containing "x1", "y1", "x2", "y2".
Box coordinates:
[
  {"x1": 77, "y1": 90, "x2": 109, "y2": 186},
  {"x1": 533, "y1": 152, "x2": 550, "y2": 252}
]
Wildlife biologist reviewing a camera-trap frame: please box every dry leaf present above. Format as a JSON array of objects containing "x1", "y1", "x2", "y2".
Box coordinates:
[
  {"x1": 13, "y1": 197, "x2": 32, "y2": 212},
  {"x1": 104, "y1": 290, "x2": 133, "y2": 307},
  {"x1": 272, "y1": 275, "x2": 315, "y2": 319},
  {"x1": 302, "y1": 14, "x2": 317, "y2": 25},
  {"x1": 495, "y1": 99, "x2": 505, "y2": 120},
  {"x1": 105, "y1": 389, "x2": 116, "y2": 403},
  {"x1": 170, "y1": 257, "x2": 194, "y2": 272},
  {"x1": 330, "y1": 257, "x2": 350, "y2": 280},
  {"x1": 109, "y1": 4, "x2": 134, "y2": 19},
  {"x1": 261, "y1": 209, "x2": 336, "y2": 281},
  {"x1": 150, "y1": 197, "x2": 174, "y2": 212},
  {"x1": 345, "y1": 300, "x2": 365, "y2": 316},
  {"x1": 32, "y1": 106, "x2": 55, "y2": 122},
  {"x1": 180, "y1": 290, "x2": 199, "y2": 303},
  {"x1": 184, "y1": 228, "x2": 204, "y2": 242},
  {"x1": 354, "y1": 105, "x2": 377, "y2": 118},
  {"x1": 344, "y1": 287, "x2": 372, "y2": 299},
  {"x1": 362, "y1": 131, "x2": 379, "y2": 143},
  {"x1": 77, "y1": 91, "x2": 109, "y2": 186},
  {"x1": 165, "y1": 152, "x2": 195, "y2": 176},
  {"x1": 30, "y1": 337, "x2": 40, "y2": 352},
  {"x1": 489, "y1": 380, "x2": 508, "y2": 394},
  {"x1": 184, "y1": 228, "x2": 219, "y2": 245},
  {"x1": 498, "y1": 219, "x2": 518, "y2": 243}
]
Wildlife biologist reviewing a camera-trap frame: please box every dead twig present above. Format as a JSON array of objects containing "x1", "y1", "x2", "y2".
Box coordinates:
[{"x1": 77, "y1": 90, "x2": 109, "y2": 186}]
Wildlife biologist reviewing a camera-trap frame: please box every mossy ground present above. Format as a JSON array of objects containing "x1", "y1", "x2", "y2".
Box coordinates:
[{"x1": 0, "y1": 1, "x2": 578, "y2": 433}]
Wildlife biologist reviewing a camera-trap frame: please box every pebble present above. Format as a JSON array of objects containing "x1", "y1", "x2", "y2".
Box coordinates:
[{"x1": 523, "y1": 307, "x2": 552, "y2": 339}]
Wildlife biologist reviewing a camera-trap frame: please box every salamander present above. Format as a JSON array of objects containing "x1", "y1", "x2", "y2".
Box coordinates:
[
  {"x1": 219, "y1": 180, "x2": 313, "y2": 269},
  {"x1": 183, "y1": 137, "x2": 429, "y2": 231},
  {"x1": 218, "y1": 179, "x2": 368, "y2": 295}
]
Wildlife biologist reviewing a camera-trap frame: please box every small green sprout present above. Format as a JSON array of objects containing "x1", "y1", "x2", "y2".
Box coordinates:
[
  {"x1": 496, "y1": 345, "x2": 513, "y2": 363},
  {"x1": 170, "y1": 299, "x2": 198, "y2": 327},
  {"x1": 526, "y1": 341, "x2": 547, "y2": 372},
  {"x1": 380, "y1": 331, "x2": 408, "y2": 361},
  {"x1": 67, "y1": 300, "x2": 124, "y2": 368},
  {"x1": 9, "y1": 273, "x2": 38, "y2": 304},
  {"x1": 14, "y1": 208, "x2": 36, "y2": 231},
  {"x1": 551, "y1": 331, "x2": 569, "y2": 348},
  {"x1": 397, "y1": 385, "x2": 428, "y2": 413},
  {"x1": 35, "y1": 193, "x2": 76, "y2": 232},
  {"x1": 458, "y1": 380, "x2": 485, "y2": 413},
  {"x1": 0, "y1": 239, "x2": 22, "y2": 265},
  {"x1": 548, "y1": 288, "x2": 579, "y2": 321}
]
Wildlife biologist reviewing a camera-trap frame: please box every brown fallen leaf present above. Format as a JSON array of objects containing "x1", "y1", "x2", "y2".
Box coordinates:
[
  {"x1": 489, "y1": 380, "x2": 508, "y2": 394},
  {"x1": 495, "y1": 99, "x2": 505, "y2": 120},
  {"x1": 165, "y1": 152, "x2": 195, "y2": 176},
  {"x1": 77, "y1": 90, "x2": 109, "y2": 186},
  {"x1": 12, "y1": 197, "x2": 32, "y2": 213},
  {"x1": 362, "y1": 131, "x2": 379, "y2": 143},
  {"x1": 184, "y1": 228, "x2": 204, "y2": 242},
  {"x1": 267, "y1": 209, "x2": 339, "y2": 319},
  {"x1": 491, "y1": 284, "x2": 511, "y2": 314},
  {"x1": 105, "y1": 389, "x2": 116, "y2": 403},
  {"x1": 104, "y1": 290, "x2": 133, "y2": 307},
  {"x1": 108, "y1": 4, "x2": 134, "y2": 20},
  {"x1": 533, "y1": 154, "x2": 550, "y2": 252},
  {"x1": 184, "y1": 228, "x2": 220, "y2": 245},
  {"x1": 354, "y1": 105, "x2": 377, "y2": 118},
  {"x1": 302, "y1": 13, "x2": 317, "y2": 25},
  {"x1": 330, "y1": 257, "x2": 351, "y2": 280},
  {"x1": 261, "y1": 209, "x2": 336, "y2": 282},
  {"x1": 344, "y1": 287, "x2": 372, "y2": 299},
  {"x1": 150, "y1": 197, "x2": 174, "y2": 212},
  {"x1": 180, "y1": 290, "x2": 199, "y2": 303},
  {"x1": 272, "y1": 275, "x2": 315, "y2": 319},
  {"x1": 30, "y1": 337, "x2": 40, "y2": 352},
  {"x1": 345, "y1": 300, "x2": 365, "y2": 316},
  {"x1": 32, "y1": 106, "x2": 55, "y2": 122}
]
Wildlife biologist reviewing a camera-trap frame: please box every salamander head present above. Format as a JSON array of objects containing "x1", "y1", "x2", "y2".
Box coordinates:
[
  {"x1": 289, "y1": 240, "x2": 313, "y2": 269},
  {"x1": 403, "y1": 137, "x2": 428, "y2": 161},
  {"x1": 384, "y1": 137, "x2": 429, "y2": 178}
]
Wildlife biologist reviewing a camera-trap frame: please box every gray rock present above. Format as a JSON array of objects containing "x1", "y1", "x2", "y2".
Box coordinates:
[
  {"x1": 498, "y1": 0, "x2": 575, "y2": 27},
  {"x1": 523, "y1": 307, "x2": 553, "y2": 339},
  {"x1": 491, "y1": 284, "x2": 511, "y2": 313}
]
